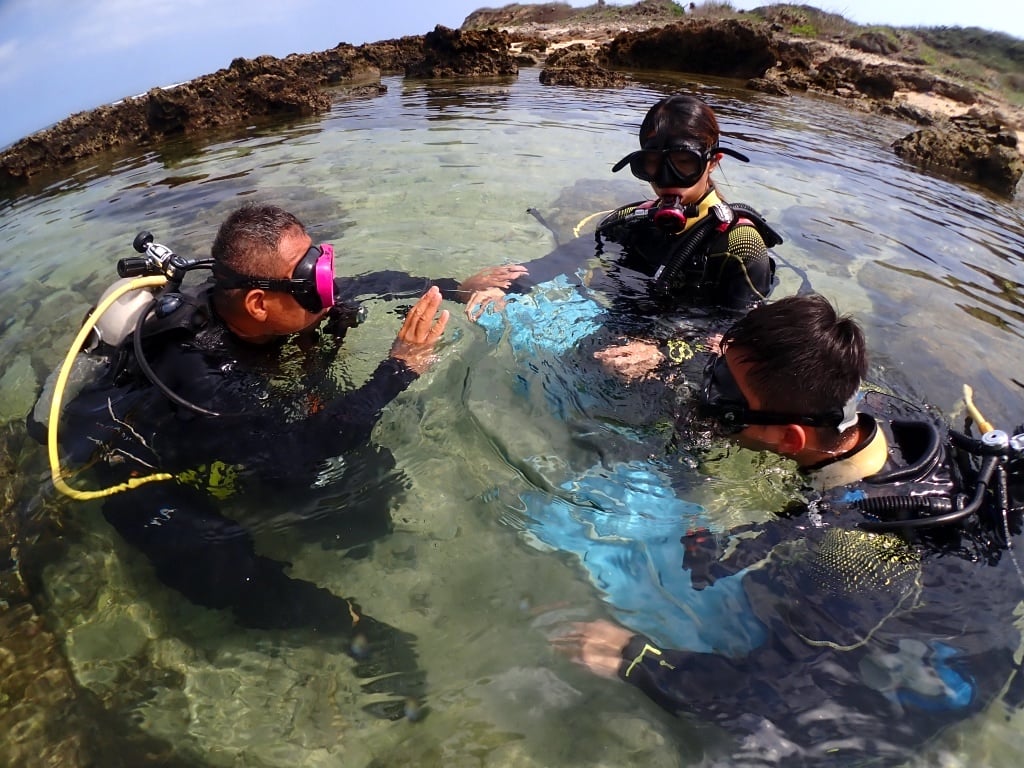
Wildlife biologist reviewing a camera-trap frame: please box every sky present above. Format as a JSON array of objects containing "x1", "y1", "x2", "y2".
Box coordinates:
[{"x1": 1, "y1": 0, "x2": 1022, "y2": 150}]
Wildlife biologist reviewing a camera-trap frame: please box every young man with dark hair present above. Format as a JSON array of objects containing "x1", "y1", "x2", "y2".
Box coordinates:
[{"x1": 553, "y1": 293, "x2": 1024, "y2": 765}]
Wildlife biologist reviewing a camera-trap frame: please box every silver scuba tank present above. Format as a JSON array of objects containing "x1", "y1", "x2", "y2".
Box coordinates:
[
  {"x1": 31, "y1": 277, "x2": 157, "y2": 431},
  {"x1": 91, "y1": 277, "x2": 159, "y2": 348}
]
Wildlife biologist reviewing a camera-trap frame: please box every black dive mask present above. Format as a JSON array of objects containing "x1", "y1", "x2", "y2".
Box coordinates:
[
  {"x1": 699, "y1": 353, "x2": 859, "y2": 436},
  {"x1": 214, "y1": 244, "x2": 337, "y2": 313},
  {"x1": 612, "y1": 143, "x2": 750, "y2": 188}
]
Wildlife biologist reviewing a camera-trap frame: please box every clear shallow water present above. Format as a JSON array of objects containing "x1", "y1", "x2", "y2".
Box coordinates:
[{"x1": 3, "y1": 70, "x2": 1024, "y2": 766}]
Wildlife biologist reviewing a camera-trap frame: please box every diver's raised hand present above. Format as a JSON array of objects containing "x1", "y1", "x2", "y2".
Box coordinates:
[
  {"x1": 459, "y1": 265, "x2": 528, "y2": 320},
  {"x1": 458, "y1": 264, "x2": 529, "y2": 296},
  {"x1": 550, "y1": 619, "x2": 632, "y2": 680},
  {"x1": 390, "y1": 286, "x2": 449, "y2": 374},
  {"x1": 465, "y1": 287, "x2": 509, "y2": 320}
]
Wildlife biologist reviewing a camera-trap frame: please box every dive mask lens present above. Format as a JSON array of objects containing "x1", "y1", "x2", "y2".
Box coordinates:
[
  {"x1": 666, "y1": 148, "x2": 709, "y2": 186},
  {"x1": 614, "y1": 146, "x2": 710, "y2": 188},
  {"x1": 290, "y1": 244, "x2": 336, "y2": 312},
  {"x1": 699, "y1": 354, "x2": 750, "y2": 436}
]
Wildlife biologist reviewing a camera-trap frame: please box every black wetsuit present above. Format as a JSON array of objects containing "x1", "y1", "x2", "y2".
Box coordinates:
[
  {"x1": 512, "y1": 190, "x2": 781, "y2": 316},
  {"x1": 32, "y1": 269, "x2": 464, "y2": 716},
  {"x1": 620, "y1": 398, "x2": 1024, "y2": 765}
]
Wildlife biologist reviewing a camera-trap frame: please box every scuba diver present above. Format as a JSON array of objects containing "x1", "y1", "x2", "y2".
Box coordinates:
[
  {"x1": 470, "y1": 92, "x2": 783, "y2": 384},
  {"x1": 28, "y1": 203, "x2": 519, "y2": 720},
  {"x1": 553, "y1": 294, "x2": 1024, "y2": 766},
  {"x1": 594, "y1": 92, "x2": 781, "y2": 310}
]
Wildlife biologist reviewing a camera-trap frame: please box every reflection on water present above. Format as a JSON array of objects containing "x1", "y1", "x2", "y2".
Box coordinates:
[{"x1": 2, "y1": 70, "x2": 1024, "y2": 767}]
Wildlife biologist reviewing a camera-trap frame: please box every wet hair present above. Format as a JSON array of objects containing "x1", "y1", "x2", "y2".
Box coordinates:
[
  {"x1": 722, "y1": 294, "x2": 867, "y2": 418},
  {"x1": 638, "y1": 93, "x2": 720, "y2": 152},
  {"x1": 211, "y1": 203, "x2": 306, "y2": 280}
]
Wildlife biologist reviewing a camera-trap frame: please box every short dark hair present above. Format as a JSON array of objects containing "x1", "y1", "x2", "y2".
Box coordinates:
[
  {"x1": 639, "y1": 93, "x2": 720, "y2": 152},
  {"x1": 722, "y1": 294, "x2": 867, "y2": 417},
  {"x1": 211, "y1": 203, "x2": 306, "y2": 280}
]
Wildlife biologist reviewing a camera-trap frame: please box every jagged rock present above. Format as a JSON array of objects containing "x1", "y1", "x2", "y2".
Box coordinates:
[
  {"x1": 540, "y1": 44, "x2": 626, "y2": 88},
  {"x1": 932, "y1": 80, "x2": 978, "y2": 105},
  {"x1": 405, "y1": 26, "x2": 517, "y2": 78},
  {"x1": 600, "y1": 19, "x2": 778, "y2": 79},
  {"x1": 358, "y1": 35, "x2": 427, "y2": 73},
  {"x1": 545, "y1": 43, "x2": 592, "y2": 68},
  {"x1": 540, "y1": 64, "x2": 627, "y2": 88},
  {"x1": 879, "y1": 102, "x2": 939, "y2": 126},
  {"x1": 747, "y1": 76, "x2": 791, "y2": 96},
  {"x1": 849, "y1": 31, "x2": 901, "y2": 56},
  {"x1": 892, "y1": 110, "x2": 1024, "y2": 197},
  {"x1": 813, "y1": 56, "x2": 901, "y2": 99}
]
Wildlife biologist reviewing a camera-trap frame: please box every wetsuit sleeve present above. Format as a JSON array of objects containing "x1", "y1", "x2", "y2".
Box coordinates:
[
  {"x1": 706, "y1": 224, "x2": 775, "y2": 309},
  {"x1": 238, "y1": 356, "x2": 419, "y2": 484},
  {"x1": 618, "y1": 633, "x2": 751, "y2": 720},
  {"x1": 504, "y1": 236, "x2": 602, "y2": 294},
  {"x1": 310, "y1": 357, "x2": 418, "y2": 451},
  {"x1": 339, "y1": 270, "x2": 464, "y2": 304}
]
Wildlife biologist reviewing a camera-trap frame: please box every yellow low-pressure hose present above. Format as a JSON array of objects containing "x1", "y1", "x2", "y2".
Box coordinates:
[
  {"x1": 963, "y1": 383, "x2": 995, "y2": 435},
  {"x1": 573, "y1": 210, "x2": 613, "y2": 239},
  {"x1": 48, "y1": 275, "x2": 175, "y2": 500}
]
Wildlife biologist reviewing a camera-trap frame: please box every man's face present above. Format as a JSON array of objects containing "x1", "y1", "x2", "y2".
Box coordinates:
[{"x1": 261, "y1": 228, "x2": 331, "y2": 336}]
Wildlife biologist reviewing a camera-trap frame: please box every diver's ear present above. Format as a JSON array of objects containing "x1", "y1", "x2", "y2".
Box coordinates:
[
  {"x1": 777, "y1": 424, "x2": 808, "y2": 456},
  {"x1": 243, "y1": 289, "x2": 269, "y2": 322}
]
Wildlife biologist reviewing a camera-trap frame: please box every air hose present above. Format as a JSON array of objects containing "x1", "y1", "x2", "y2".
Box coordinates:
[
  {"x1": 652, "y1": 215, "x2": 722, "y2": 292},
  {"x1": 47, "y1": 275, "x2": 175, "y2": 500}
]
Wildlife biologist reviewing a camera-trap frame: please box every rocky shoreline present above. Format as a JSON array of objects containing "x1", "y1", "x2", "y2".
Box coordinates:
[{"x1": 1, "y1": 10, "x2": 1022, "y2": 197}]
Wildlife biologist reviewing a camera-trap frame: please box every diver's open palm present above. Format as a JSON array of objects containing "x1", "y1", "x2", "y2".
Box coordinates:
[{"x1": 390, "y1": 286, "x2": 449, "y2": 374}]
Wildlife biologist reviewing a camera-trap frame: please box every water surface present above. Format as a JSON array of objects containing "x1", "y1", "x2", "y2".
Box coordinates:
[{"x1": 3, "y1": 69, "x2": 1024, "y2": 767}]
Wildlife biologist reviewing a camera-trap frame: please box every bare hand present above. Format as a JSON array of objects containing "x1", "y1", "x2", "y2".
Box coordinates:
[
  {"x1": 593, "y1": 340, "x2": 665, "y2": 381},
  {"x1": 458, "y1": 264, "x2": 529, "y2": 298},
  {"x1": 465, "y1": 287, "x2": 508, "y2": 320},
  {"x1": 390, "y1": 286, "x2": 449, "y2": 374},
  {"x1": 550, "y1": 619, "x2": 632, "y2": 679}
]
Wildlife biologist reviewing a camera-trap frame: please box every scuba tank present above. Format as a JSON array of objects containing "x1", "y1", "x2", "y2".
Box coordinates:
[{"x1": 33, "y1": 232, "x2": 206, "y2": 432}]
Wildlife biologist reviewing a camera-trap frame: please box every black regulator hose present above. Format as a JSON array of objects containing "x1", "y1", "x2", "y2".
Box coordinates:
[
  {"x1": 652, "y1": 215, "x2": 721, "y2": 293},
  {"x1": 132, "y1": 298, "x2": 224, "y2": 418},
  {"x1": 857, "y1": 455, "x2": 1001, "y2": 531}
]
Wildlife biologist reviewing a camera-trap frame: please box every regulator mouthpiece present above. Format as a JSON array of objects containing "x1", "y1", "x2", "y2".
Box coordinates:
[{"x1": 652, "y1": 196, "x2": 688, "y2": 234}]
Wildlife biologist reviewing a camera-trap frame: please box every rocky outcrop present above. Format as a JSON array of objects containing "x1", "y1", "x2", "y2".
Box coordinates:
[
  {"x1": 601, "y1": 19, "x2": 778, "y2": 79},
  {"x1": 892, "y1": 110, "x2": 1024, "y2": 197},
  {"x1": 539, "y1": 44, "x2": 627, "y2": 88},
  {"x1": 405, "y1": 26, "x2": 517, "y2": 78},
  {"x1": 358, "y1": 35, "x2": 427, "y2": 74},
  {"x1": 0, "y1": 47, "x2": 381, "y2": 186}
]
